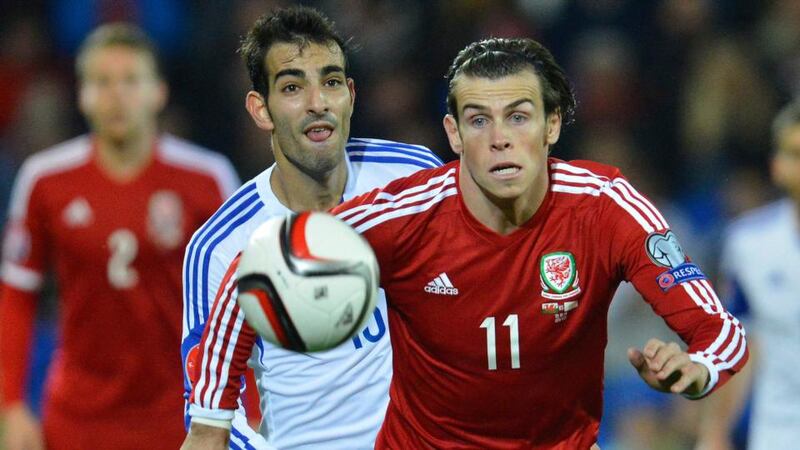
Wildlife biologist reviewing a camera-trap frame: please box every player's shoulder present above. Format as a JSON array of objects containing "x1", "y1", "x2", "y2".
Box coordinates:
[
  {"x1": 549, "y1": 157, "x2": 669, "y2": 231},
  {"x1": 10, "y1": 136, "x2": 92, "y2": 214},
  {"x1": 376, "y1": 159, "x2": 457, "y2": 195},
  {"x1": 726, "y1": 199, "x2": 792, "y2": 242},
  {"x1": 18, "y1": 135, "x2": 92, "y2": 181},
  {"x1": 548, "y1": 157, "x2": 622, "y2": 207},
  {"x1": 345, "y1": 137, "x2": 444, "y2": 171},
  {"x1": 158, "y1": 133, "x2": 239, "y2": 194},
  {"x1": 184, "y1": 169, "x2": 273, "y2": 254},
  {"x1": 550, "y1": 158, "x2": 622, "y2": 182}
]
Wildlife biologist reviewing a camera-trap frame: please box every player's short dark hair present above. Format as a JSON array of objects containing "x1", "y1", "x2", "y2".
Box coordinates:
[
  {"x1": 772, "y1": 100, "x2": 800, "y2": 149},
  {"x1": 76, "y1": 23, "x2": 162, "y2": 80},
  {"x1": 445, "y1": 38, "x2": 576, "y2": 125},
  {"x1": 239, "y1": 6, "x2": 349, "y2": 98}
]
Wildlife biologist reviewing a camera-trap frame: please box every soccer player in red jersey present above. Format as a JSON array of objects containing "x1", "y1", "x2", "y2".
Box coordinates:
[
  {"x1": 0, "y1": 24, "x2": 238, "y2": 450},
  {"x1": 335, "y1": 37, "x2": 748, "y2": 449},
  {"x1": 210, "y1": 38, "x2": 748, "y2": 448}
]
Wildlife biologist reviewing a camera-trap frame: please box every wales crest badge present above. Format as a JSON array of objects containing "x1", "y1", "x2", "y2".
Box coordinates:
[{"x1": 539, "y1": 251, "x2": 581, "y2": 300}]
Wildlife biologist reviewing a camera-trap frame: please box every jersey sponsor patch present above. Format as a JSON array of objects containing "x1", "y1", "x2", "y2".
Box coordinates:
[
  {"x1": 540, "y1": 252, "x2": 581, "y2": 300},
  {"x1": 2, "y1": 222, "x2": 31, "y2": 263},
  {"x1": 147, "y1": 190, "x2": 185, "y2": 250},
  {"x1": 646, "y1": 230, "x2": 686, "y2": 268},
  {"x1": 656, "y1": 262, "x2": 707, "y2": 291}
]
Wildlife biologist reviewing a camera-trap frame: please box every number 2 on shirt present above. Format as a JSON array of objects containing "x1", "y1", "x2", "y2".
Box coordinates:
[{"x1": 107, "y1": 229, "x2": 139, "y2": 289}]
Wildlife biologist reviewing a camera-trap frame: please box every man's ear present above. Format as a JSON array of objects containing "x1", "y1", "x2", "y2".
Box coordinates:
[
  {"x1": 347, "y1": 77, "x2": 356, "y2": 108},
  {"x1": 443, "y1": 114, "x2": 464, "y2": 156},
  {"x1": 245, "y1": 91, "x2": 274, "y2": 131},
  {"x1": 545, "y1": 111, "x2": 562, "y2": 146}
]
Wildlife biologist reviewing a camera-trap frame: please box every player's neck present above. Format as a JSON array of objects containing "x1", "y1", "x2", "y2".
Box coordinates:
[
  {"x1": 270, "y1": 155, "x2": 347, "y2": 212},
  {"x1": 94, "y1": 128, "x2": 157, "y2": 181},
  {"x1": 460, "y1": 168, "x2": 548, "y2": 235}
]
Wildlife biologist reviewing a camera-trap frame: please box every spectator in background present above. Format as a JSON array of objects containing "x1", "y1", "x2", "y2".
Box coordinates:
[
  {"x1": 0, "y1": 23, "x2": 238, "y2": 450},
  {"x1": 695, "y1": 100, "x2": 800, "y2": 450}
]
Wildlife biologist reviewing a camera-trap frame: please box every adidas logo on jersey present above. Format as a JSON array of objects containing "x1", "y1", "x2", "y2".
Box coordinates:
[{"x1": 424, "y1": 272, "x2": 459, "y2": 295}]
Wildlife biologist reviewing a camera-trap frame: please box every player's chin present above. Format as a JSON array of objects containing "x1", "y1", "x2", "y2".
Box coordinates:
[{"x1": 100, "y1": 124, "x2": 135, "y2": 142}]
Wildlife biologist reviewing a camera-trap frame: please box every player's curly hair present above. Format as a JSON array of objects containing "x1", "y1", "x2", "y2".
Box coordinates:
[
  {"x1": 445, "y1": 38, "x2": 576, "y2": 125},
  {"x1": 240, "y1": 6, "x2": 350, "y2": 99}
]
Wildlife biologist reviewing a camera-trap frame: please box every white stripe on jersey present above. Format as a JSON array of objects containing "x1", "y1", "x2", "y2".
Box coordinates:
[
  {"x1": 550, "y1": 162, "x2": 669, "y2": 232},
  {"x1": 342, "y1": 178, "x2": 457, "y2": 230},
  {"x1": 551, "y1": 180, "x2": 657, "y2": 233},
  {"x1": 336, "y1": 168, "x2": 457, "y2": 222},
  {"x1": 683, "y1": 280, "x2": 747, "y2": 374},
  {"x1": 549, "y1": 162, "x2": 745, "y2": 381},
  {"x1": 351, "y1": 186, "x2": 458, "y2": 234},
  {"x1": 614, "y1": 178, "x2": 669, "y2": 227},
  {"x1": 185, "y1": 186, "x2": 261, "y2": 330},
  {"x1": 9, "y1": 136, "x2": 91, "y2": 220},
  {"x1": 159, "y1": 134, "x2": 240, "y2": 198},
  {"x1": 0, "y1": 262, "x2": 44, "y2": 292},
  {"x1": 212, "y1": 307, "x2": 246, "y2": 409},
  {"x1": 338, "y1": 170, "x2": 458, "y2": 233},
  {"x1": 197, "y1": 273, "x2": 238, "y2": 408},
  {"x1": 345, "y1": 139, "x2": 444, "y2": 166}
]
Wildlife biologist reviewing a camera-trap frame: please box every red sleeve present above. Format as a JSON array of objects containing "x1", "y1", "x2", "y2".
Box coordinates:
[
  {"x1": 2, "y1": 172, "x2": 48, "y2": 293},
  {"x1": 190, "y1": 254, "x2": 257, "y2": 412},
  {"x1": 0, "y1": 166, "x2": 49, "y2": 407},
  {"x1": 604, "y1": 175, "x2": 748, "y2": 397},
  {"x1": 0, "y1": 285, "x2": 37, "y2": 406},
  {"x1": 331, "y1": 187, "x2": 398, "y2": 283}
]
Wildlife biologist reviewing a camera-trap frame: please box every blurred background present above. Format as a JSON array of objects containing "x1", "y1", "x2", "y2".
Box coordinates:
[{"x1": 1, "y1": 0, "x2": 797, "y2": 448}]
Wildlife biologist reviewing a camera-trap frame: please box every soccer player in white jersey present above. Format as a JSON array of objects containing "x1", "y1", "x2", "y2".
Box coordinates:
[
  {"x1": 179, "y1": 7, "x2": 442, "y2": 449},
  {"x1": 695, "y1": 100, "x2": 800, "y2": 450}
]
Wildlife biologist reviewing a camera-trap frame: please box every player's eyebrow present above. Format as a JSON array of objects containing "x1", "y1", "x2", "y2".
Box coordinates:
[
  {"x1": 504, "y1": 98, "x2": 535, "y2": 111},
  {"x1": 321, "y1": 65, "x2": 345, "y2": 76},
  {"x1": 273, "y1": 68, "x2": 306, "y2": 83},
  {"x1": 462, "y1": 98, "x2": 535, "y2": 114}
]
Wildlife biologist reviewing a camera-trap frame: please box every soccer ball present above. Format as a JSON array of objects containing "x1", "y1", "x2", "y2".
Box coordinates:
[{"x1": 236, "y1": 211, "x2": 379, "y2": 352}]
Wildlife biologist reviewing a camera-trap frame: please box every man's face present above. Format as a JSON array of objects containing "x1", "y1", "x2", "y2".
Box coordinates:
[
  {"x1": 444, "y1": 70, "x2": 561, "y2": 204},
  {"x1": 264, "y1": 41, "x2": 354, "y2": 177},
  {"x1": 772, "y1": 123, "x2": 800, "y2": 200},
  {"x1": 78, "y1": 45, "x2": 166, "y2": 142}
]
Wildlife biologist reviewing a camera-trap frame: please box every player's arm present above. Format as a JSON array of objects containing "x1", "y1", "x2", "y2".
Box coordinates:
[
  {"x1": 694, "y1": 338, "x2": 755, "y2": 450},
  {"x1": 180, "y1": 422, "x2": 230, "y2": 450},
  {"x1": 181, "y1": 250, "x2": 263, "y2": 448},
  {"x1": 0, "y1": 164, "x2": 50, "y2": 450},
  {"x1": 0, "y1": 286, "x2": 45, "y2": 450},
  {"x1": 604, "y1": 176, "x2": 747, "y2": 398},
  {"x1": 694, "y1": 271, "x2": 755, "y2": 450}
]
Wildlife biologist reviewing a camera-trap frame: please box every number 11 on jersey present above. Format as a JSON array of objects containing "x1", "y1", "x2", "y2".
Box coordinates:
[{"x1": 480, "y1": 314, "x2": 520, "y2": 370}]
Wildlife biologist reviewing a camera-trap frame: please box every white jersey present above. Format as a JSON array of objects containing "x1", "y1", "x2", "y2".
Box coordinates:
[
  {"x1": 720, "y1": 199, "x2": 800, "y2": 450},
  {"x1": 181, "y1": 138, "x2": 443, "y2": 449}
]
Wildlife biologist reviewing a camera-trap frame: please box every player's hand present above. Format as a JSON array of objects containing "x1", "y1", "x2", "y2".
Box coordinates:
[
  {"x1": 180, "y1": 422, "x2": 231, "y2": 450},
  {"x1": 628, "y1": 338, "x2": 709, "y2": 397},
  {"x1": 2, "y1": 403, "x2": 45, "y2": 450}
]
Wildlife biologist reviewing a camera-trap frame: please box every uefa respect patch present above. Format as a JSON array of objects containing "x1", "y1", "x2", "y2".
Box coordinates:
[{"x1": 656, "y1": 262, "x2": 707, "y2": 291}]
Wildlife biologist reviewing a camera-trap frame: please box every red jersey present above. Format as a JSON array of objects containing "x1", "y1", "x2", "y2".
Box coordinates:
[
  {"x1": 0, "y1": 134, "x2": 238, "y2": 450},
  {"x1": 330, "y1": 158, "x2": 748, "y2": 449}
]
